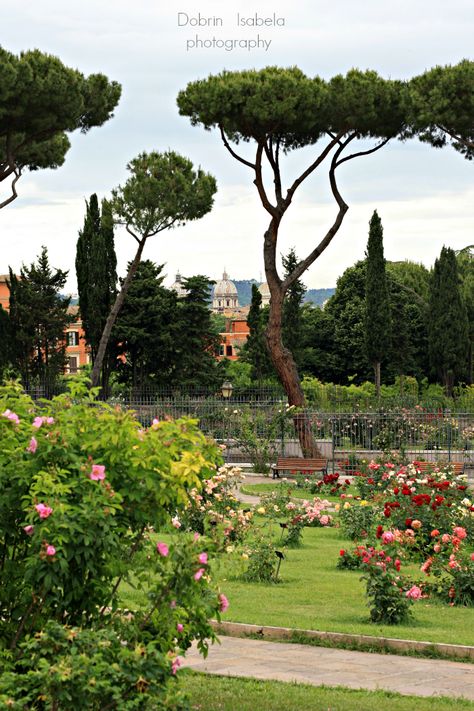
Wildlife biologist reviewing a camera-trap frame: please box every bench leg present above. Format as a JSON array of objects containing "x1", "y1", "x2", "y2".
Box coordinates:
[{"x1": 272, "y1": 470, "x2": 280, "y2": 479}]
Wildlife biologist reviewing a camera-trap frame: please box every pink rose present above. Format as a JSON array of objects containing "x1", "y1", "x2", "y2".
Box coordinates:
[
  {"x1": 156, "y1": 542, "x2": 169, "y2": 557},
  {"x1": 319, "y1": 515, "x2": 330, "y2": 526},
  {"x1": 218, "y1": 593, "x2": 229, "y2": 612},
  {"x1": 405, "y1": 585, "x2": 422, "y2": 600},
  {"x1": 177, "y1": 623, "x2": 184, "y2": 633},
  {"x1": 193, "y1": 532, "x2": 200, "y2": 542},
  {"x1": 198, "y1": 552, "x2": 208, "y2": 565},
  {"x1": 89, "y1": 464, "x2": 106, "y2": 481},
  {"x1": 171, "y1": 516, "x2": 181, "y2": 529},
  {"x1": 433, "y1": 543, "x2": 441, "y2": 553},
  {"x1": 23, "y1": 525, "x2": 34, "y2": 536},
  {"x1": 27, "y1": 437, "x2": 38, "y2": 454},
  {"x1": 194, "y1": 568, "x2": 205, "y2": 581},
  {"x1": 453, "y1": 526, "x2": 467, "y2": 540},
  {"x1": 35, "y1": 503, "x2": 53, "y2": 519},
  {"x1": 441, "y1": 534, "x2": 451, "y2": 544},
  {"x1": 2, "y1": 409, "x2": 20, "y2": 425},
  {"x1": 470, "y1": 553, "x2": 474, "y2": 561},
  {"x1": 381, "y1": 531, "x2": 395, "y2": 545},
  {"x1": 46, "y1": 545, "x2": 56, "y2": 556},
  {"x1": 171, "y1": 657, "x2": 181, "y2": 675}
]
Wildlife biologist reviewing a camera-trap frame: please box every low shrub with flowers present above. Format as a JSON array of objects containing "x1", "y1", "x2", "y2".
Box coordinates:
[
  {"x1": 376, "y1": 463, "x2": 472, "y2": 558},
  {"x1": 358, "y1": 537, "x2": 418, "y2": 625},
  {"x1": 419, "y1": 525, "x2": 474, "y2": 606},
  {"x1": 337, "y1": 545, "x2": 368, "y2": 570},
  {"x1": 292, "y1": 471, "x2": 351, "y2": 497},
  {"x1": 336, "y1": 499, "x2": 377, "y2": 541},
  {"x1": 0, "y1": 379, "x2": 227, "y2": 708},
  {"x1": 353, "y1": 457, "x2": 399, "y2": 499},
  {"x1": 178, "y1": 464, "x2": 253, "y2": 546}
]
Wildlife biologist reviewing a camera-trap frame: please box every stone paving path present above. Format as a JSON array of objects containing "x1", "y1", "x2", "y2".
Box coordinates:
[{"x1": 183, "y1": 635, "x2": 474, "y2": 700}]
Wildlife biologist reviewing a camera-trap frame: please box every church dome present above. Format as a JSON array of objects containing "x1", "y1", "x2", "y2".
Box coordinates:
[
  {"x1": 212, "y1": 270, "x2": 239, "y2": 312},
  {"x1": 170, "y1": 272, "x2": 188, "y2": 299}
]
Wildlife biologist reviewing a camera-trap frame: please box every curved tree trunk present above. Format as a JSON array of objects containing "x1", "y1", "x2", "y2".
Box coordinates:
[
  {"x1": 264, "y1": 232, "x2": 321, "y2": 457},
  {"x1": 90, "y1": 236, "x2": 147, "y2": 389}
]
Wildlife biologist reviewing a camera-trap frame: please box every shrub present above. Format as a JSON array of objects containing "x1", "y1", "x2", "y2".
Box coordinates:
[
  {"x1": 338, "y1": 501, "x2": 376, "y2": 540},
  {"x1": 359, "y1": 545, "x2": 415, "y2": 625}
]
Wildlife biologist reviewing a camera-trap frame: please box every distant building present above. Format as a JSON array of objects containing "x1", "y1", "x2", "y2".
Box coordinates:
[
  {"x1": 170, "y1": 271, "x2": 188, "y2": 299},
  {"x1": 212, "y1": 270, "x2": 239, "y2": 312},
  {"x1": 258, "y1": 281, "x2": 271, "y2": 306},
  {"x1": 218, "y1": 318, "x2": 250, "y2": 361},
  {"x1": 0, "y1": 274, "x2": 11, "y2": 311}
]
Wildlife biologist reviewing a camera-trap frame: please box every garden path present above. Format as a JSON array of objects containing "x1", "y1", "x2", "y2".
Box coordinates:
[{"x1": 182, "y1": 635, "x2": 474, "y2": 700}]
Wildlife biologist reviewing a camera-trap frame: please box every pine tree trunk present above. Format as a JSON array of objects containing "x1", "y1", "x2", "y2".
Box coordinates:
[
  {"x1": 265, "y1": 277, "x2": 322, "y2": 458},
  {"x1": 374, "y1": 361, "x2": 381, "y2": 398},
  {"x1": 90, "y1": 236, "x2": 147, "y2": 390}
]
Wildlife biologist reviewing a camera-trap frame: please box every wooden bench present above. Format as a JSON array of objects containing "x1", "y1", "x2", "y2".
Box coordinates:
[
  {"x1": 412, "y1": 460, "x2": 464, "y2": 475},
  {"x1": 271, "y1": 457, "x2": 328, "y2": 480}
]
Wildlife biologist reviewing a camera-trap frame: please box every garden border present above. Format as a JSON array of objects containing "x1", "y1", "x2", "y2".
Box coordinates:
[{"x1": 211, "y1": 621, "x2": 474, "y2": 661}]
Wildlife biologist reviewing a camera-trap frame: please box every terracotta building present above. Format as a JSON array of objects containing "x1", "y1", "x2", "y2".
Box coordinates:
[{"x1": 218, "y1": 318, "x2": 250, "y2": 361}]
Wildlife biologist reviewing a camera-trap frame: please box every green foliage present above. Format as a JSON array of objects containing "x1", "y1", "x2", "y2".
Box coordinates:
[
  {"x1": 339, "y1": 502, "x2": 376, "y2": 541},
  {"x1": 114, "y1": 261, "x2": 179, "y2": 388},
  {"x1": 408, "y1": 60, "x2": 474, "y2": 160},
  {"x1": 175, "y1": 276, "x2": 223, "y2": 388},
  {"x1": 232, "y1": 407, "x2": 286, "y2": 473},
  {"x1": 242, "y1": 537, "x2": 278, "y2": 583},
  {"x1": 76, "y1": 194, "x2": 117, "y2": 369},
  {"x1": 7, "y1": 247, "x2": 72, "y2": 383},
  {"x1": 365, "y1": 210, "x2": 391, "y2": 386},
  {"x1": 282, "y1": 248, "x2": 306, "y2": 370},
  {"x1": 360, "y1": 548, "x2": 414, "y2": 625},
  {"x1": 0, "y1": 46, "x2": 121, "y2": 206},
  {"x1": 240, "y1": 285, "x2": 274, "y2": 383},
  {"x1": 428, "y1": 246, "x2": 468, "y2": 394}
]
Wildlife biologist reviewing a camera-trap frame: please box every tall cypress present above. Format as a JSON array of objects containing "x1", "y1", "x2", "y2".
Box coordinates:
[
  {"x1": 175, "y1": 275, "x2": 222, "y2": 388},
  {"x1": 75, "y1": 195, "x2": 117, "y2": 389},
  {"x1": 241, "y1": 283, "x2": 274, "y2": 383},
  {"x1": 365, "y1": 211, "x2": 391, "y2": 396},
  {"x1": 282, "y1": 248, "x2": 306, "y2": 369},
  {"x1": 428, "y1": 246, "x2": 468, "y2": 395}
]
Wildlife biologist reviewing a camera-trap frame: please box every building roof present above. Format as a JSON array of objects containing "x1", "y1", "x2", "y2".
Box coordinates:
[{"x1": 213, "y1": 270, "x2": 238, "y2": 297}]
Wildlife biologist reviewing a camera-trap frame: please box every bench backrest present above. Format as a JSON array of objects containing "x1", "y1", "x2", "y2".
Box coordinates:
[
  {"x1": 413, "y1": 461, "x2": 464, "y2": 474},
  {"x1": 275, "y1": 457, "x2": 327, "y2": 467}
]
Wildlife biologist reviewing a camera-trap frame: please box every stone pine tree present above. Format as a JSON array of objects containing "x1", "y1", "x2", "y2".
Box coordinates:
[
  {"x1": 241, "y1": 284, "x2": 274, "y2": 383},
  {"x1": 282, "y1": 248, "x2": 307, "y2": 370},
  {"x1": 409, "y1": 60, "x2": 474, "y2": 160},
  {"x1": 365, "y1": 210, "x2": 391, "y2": 396},
  {"x1": 174, "y1": 276, "x2": 222, "y2": 388},
  {"x1": 7, "y1": 247, "x2": 72, "y2": 385},
  {"x1": 428, "y1": 246, "x2": 468, "y2": 395},
  {"x1": 0, "y1": 46, "x2": 120, "y2": 210},
  {"x1": 178, "y1": 66, "x2": 406, "y2": 455},
  {"x1": 90, "y1": 151, "x2": 217, "y2": 389},
  {"x1": 76, "y1": 194, "x2": 117, "y2": 391},
  {"x1": 113, "y1": 260, "x2": 179, "y2": 389}
]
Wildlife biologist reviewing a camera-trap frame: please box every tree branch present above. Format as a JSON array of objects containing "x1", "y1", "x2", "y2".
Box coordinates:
[
  {"x1": 336, "y1": 136, "x2": 392, "y2": 167},
  {"x1": 436, "y1": 124, "x2": 474, "y2": 149},
  {"x1": 284, "y1": 131, "x2": 346, "y2": 208},
  {"x1": 0, "y1": 167, "x2": 22, "y2": 210},
  {"x1": 254, "y1": 142, "x2": 278, "y2": 218},
  {"x1": 263, "y1": 137, "x2": 283, "y2": 203},
  {"x1": 282, "y1": 135, "x2": 354, "y2": 291},
  {"x1": 219, "y1": 125, "x2": 256, "y2": 169}
]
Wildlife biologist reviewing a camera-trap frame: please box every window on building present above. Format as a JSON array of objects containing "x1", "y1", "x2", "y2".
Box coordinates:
[
  {"x1": 68, "y1": 356, "x2": 78, "y2": 374},
  {"x1": 67, "y1": 331, "x2": 79, "y2": 347},
  {"x1": 226, "y1": 299, "x2": 230, "y2": 307},
  {"x1": 226, "y1": 345, "x2": 233, "y2": 357},
  {"x1": 219, "y1": 345, "x2": 224, "y2": 356}
]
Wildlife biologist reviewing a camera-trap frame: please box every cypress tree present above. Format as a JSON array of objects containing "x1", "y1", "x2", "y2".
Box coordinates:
[
  {"x1": 282, "y1": 248, "x2": 306, "y2": 370},
  {"x1": 365, "y1": 211, "x2": 391, "y2": 396},
  {"x1": 241, "y1": 284, "x2": 274, "y2": 383},
  {"x1": 113, "y1": 260, "x2": 179, "y2": 389},
  {"x1": 75, "y1": 195, "x2": 117, "y2": 390},
  {"x1": 175, "y1": 276, "x2": 222, "y2": 388},
  {"x1": 428, "y1": 246, "x2": 468, "y2": 395}
]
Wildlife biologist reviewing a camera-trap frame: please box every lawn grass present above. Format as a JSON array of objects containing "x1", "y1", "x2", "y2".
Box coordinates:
[
  {"x1": 180, "y1": 671, "x2": 474, "y2": 710},
  {"x1": 120, "y1": 526, "x2": 474, "y2": 647},
  {"x1": 240, "y1": 481, "x2": 358, "y2": 502}
]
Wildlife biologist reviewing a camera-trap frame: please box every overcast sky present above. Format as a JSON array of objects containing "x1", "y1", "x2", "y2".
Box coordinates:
[{"x1": 1, "y1": 0, "x2": 473, "y2": 292}]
